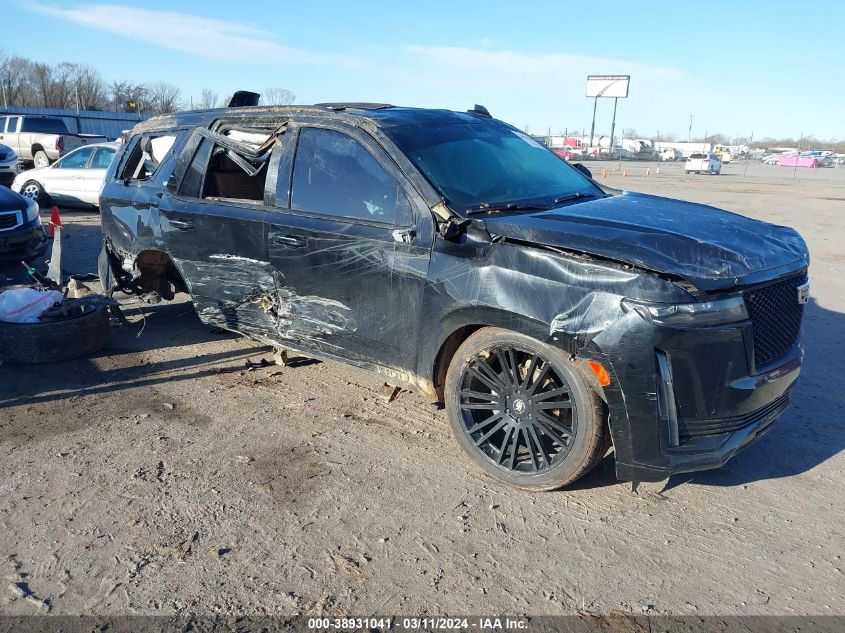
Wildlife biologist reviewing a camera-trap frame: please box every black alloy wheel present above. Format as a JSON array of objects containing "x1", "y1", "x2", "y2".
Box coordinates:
[
  {"x1": 458, "y1": 344, "x2": 577, "y2": 474},
  {"x1": 445, "y1": 328, "x2": 607, "y2": 491}
]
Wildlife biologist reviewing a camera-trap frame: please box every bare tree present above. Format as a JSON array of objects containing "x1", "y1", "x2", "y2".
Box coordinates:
[
  {"x1": 147, "y1": 81, "x2": 182, "y2": 114},
  {"x1": 0, "y1": 52, "x2": 35, "y2": 107},
  {"x1": 109, "y1": 81, "x2": 147, "y2": 113},
  {"x1": 198, "y1": 88, "x2": 217, "y2": 110},
  {"x1": 71, "y1": 64, "x2": 108, "y2": 110},
  {"x1": 260, "y1": 88, "x2": 295, "y2": 106},
  {"x1": 30, "y1": 62, "x2": 55, "y2": 107}
]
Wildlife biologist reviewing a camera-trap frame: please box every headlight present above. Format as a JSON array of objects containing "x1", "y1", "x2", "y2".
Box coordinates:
[
  {"x1": 621, "y1": 296, "x2": 748, "y2": 327},
  {"x1": 24, "y1": 197, "x2": 40, "y2": 223}
]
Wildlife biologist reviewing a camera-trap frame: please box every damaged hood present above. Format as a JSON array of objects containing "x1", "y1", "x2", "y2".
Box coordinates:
[{"x1": 481, "y1": 191, "x2": 809, "y2": 291}]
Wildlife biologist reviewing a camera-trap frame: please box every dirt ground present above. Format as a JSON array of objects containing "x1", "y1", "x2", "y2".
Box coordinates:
[{"x1": 1, "y1": 161, "x2": 843, "y2": 617}]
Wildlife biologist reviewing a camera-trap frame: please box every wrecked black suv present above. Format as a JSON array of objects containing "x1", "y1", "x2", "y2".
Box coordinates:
[{"x1": 99, "y1": 103, "x2": 809, "y2": 490}]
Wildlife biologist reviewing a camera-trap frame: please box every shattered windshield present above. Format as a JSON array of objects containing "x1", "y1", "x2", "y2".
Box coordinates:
[{"x1": 385, "y1": 120, "x2": 601, "y2": 213}]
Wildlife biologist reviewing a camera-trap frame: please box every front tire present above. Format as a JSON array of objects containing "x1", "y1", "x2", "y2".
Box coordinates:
[
  {"x1": 21, "y1": 180, "x2": 48, "y2": 205},
  {"x1": 444, "y1": 328, "x2": 607, "y2": 491}
]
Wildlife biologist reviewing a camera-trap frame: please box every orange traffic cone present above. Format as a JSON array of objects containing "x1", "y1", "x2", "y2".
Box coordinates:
[
  {"x1": 602, "y1": 169, "x2": 608, "y2": 178},
  {"x1": 622, "y1": 169, "x2": 628, "y2": 177},
  {"x1": 646, "y1": 167, "x2": 651, "y2": 176},
  {"x1": 49, "y1": 206, "x2": 61, "y2": 238}
]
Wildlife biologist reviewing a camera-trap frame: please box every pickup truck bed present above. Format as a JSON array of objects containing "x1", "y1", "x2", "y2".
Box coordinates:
[{"x1": 0, "y1": 115, "x2": 108, "y2": 166}]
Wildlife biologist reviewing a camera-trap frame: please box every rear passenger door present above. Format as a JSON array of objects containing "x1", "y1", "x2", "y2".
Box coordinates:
[
  {"x1": 267, "y1": 124, "x2": 432, "y2": 371},
  {"x1": 157, "y1": 129, "x2": 282, "y2": 335}
]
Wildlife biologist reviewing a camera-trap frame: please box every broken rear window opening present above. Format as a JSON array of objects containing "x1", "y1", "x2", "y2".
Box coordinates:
[
  {"x1": 178, "y1": 124, "x2": 282, "y2": 203},
  {"x1": 120, "y1": 133, "x2": 177, "y2": 181},
  {"x1": 202, "y1": 143, "x2": 268, "y2": 202},
  {"x1": 384, "y1": 121, "x2": 603, "y2": 213}
]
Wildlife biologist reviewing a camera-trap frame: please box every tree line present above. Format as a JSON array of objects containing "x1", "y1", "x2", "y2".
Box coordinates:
[{"x1": 0, "y1": 51, "x2": 295, "y2": 115}]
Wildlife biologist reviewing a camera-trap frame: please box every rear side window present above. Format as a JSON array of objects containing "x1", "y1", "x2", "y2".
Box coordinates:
[
  {"x1": 201, "y1": 141, "x2": 268, "y2": 203},
  {"x1": 291, "y1": 127, "x2": 407, "y2": 224},
  {"x1": 119, "y1": 133, "x2": 177, "y2": 181},
  {"x1": 56, "y1": 146, "x2": 94, "y2": 169},
  {"x1": 91, "y1": 147, "x2": 116, "y2": 169},
  {"x1": 21, "y1": 117, "x2": 69, "y2": 134},
  {"x1": 176, "y1": 137, "x2": 270, "y2": 204},
  {"x1": 5, "y1": 117, "x2": 19, "y2": 133}
]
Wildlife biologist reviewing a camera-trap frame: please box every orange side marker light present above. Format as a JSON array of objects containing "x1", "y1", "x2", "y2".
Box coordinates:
[{"x1": 587, "y1": 361, "x2": 611, "y2": 387}]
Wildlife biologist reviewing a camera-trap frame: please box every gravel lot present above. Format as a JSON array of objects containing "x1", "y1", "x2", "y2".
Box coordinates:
[{"x1": 1, "y1": 161, "x2": 843, "y2": 617}]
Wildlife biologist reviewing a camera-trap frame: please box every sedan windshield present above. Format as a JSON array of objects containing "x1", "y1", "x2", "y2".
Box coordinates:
[{"x1": 384, "y1": 120, "x2": 601, "y2": 213}]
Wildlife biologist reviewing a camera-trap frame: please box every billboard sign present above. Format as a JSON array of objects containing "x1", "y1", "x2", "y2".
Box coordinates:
[{"x1": 586, "y1": 75, "x2": 630, "y2": 98}]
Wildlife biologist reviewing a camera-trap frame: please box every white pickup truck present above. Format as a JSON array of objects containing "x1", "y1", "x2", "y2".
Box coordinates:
[{"x1": 0, "y1": 115, "x2": 108, "y2": 167}]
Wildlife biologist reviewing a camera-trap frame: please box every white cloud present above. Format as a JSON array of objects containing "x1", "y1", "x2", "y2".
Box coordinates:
[
  {"x1": 29, "y1": 3, "x2": 361, "y2": 67},
  {"x1": 405, "y1": 45, "x2": 681, "y2": 87},
  {"x1": 396, "y1": 45, "x2": 689, "y2": 133}
]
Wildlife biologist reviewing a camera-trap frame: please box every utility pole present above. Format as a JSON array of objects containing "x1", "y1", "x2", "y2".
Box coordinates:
[
  {"x1": 794, "y1": 132, "x2": 803, "y2": 180},
  {"x1": 688, "y1": 115, "x2": 692, "y2": 143},
  {"x1": 609, "y1": 97, "x2": 618, "y2": 154},
  {"x1": 588, "y1": 96, "x2": 598, "y2": 148},
  {"x1": 744, "y1": 131, "x2": 753, "y2": 179}
]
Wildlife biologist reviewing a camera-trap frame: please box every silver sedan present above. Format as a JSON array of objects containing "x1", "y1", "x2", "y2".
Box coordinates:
[{"x1": 13, "y1": 141, "x2": 120, "y2": 207}]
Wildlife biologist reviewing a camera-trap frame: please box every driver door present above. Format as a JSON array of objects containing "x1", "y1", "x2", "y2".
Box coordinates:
[{"x1": 266, "y1": 124, "x2": 433, "y2": 372}]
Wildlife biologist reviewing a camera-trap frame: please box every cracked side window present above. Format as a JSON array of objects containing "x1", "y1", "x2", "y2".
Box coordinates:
[{"x1": 291, "y1": 128, "x2": 406, "y2": 224}]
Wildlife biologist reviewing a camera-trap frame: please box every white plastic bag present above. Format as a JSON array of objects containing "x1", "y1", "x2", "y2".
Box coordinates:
[{"x1": 0, "y1": 288, "x2": 63, "y2": 324}]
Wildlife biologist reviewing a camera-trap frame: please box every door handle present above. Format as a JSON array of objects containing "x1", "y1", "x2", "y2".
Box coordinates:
[
  {"x1": 391, "y1": 228, "x2": 416, "y2": 243},
  {"x1": 273, "y1": 234, "x2": 306, "y2": 248},
  {"x1": 168, "y1": 219, "x2": 195, "y2": 231}
]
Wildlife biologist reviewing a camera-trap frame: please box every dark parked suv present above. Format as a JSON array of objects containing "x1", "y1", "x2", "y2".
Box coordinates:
[
  {"x1": 99, "y1": 103, "x2": 810, "y2": 490},
  {"x1": 0, "y1": 186, "x2": 48, "y2": 263}
]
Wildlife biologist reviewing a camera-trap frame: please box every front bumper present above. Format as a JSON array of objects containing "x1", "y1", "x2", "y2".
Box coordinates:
[
  {"x1": 0, "y1": 219, "x2": 49, "y2": 263},
  {"x1": 588, "y1": 307, "x2": 802, "y2": 483}
]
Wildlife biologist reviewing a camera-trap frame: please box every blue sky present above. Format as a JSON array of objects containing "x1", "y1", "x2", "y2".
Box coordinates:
[{"x1": 7, "y1": 1, "x2": 845, "y2": 139}]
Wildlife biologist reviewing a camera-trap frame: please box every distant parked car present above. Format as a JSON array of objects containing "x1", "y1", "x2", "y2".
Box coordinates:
[
  {"x1": 660, "y1": 148, "x2": 681, "y2": 161},
  {"x1": 685, "y1": 152, "x2": 722, "y2": 175},
  {"x1": 762, "y1": 152, "x2": 790, "y2": 165},
  {"x1": 0, "y1": 115, "x2": 108, "y2": 167},
  {"x1": 603, "y1": 147, "x2": 634, "y2": 160},
  {"x1": 0, "y1": 143, "x2": 19, "y2": 187},
  {"x1": 553, "y1": 147, "x2": 585, "y2": 160},
  {"x1": 12, "y1": 142, "x2": 119, "y2": 207}
]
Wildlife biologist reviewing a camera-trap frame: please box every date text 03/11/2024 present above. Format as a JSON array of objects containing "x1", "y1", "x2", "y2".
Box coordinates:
[{"x1": 307, "y1": 616, "x2": 529, "y2": 630}]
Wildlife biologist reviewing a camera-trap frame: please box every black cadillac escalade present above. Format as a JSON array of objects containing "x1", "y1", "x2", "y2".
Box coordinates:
[{"x1": 98, "y1": 102, "x2": 810, "y2": 490}]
